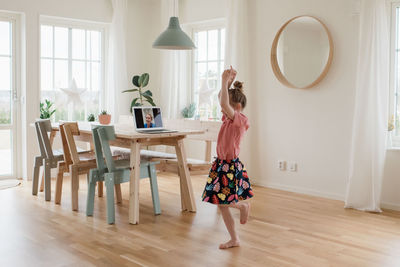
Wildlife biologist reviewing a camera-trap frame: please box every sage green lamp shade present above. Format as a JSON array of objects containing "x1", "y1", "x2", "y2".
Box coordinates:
[{"x1": 153, "y1": 17, "x2": 196, "y2": 50}]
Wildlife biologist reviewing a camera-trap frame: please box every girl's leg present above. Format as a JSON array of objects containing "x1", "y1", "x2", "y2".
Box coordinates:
[
  {"x1": 218, "y1": 205, "x2": 240, "y2": 249},
  {"x1": 230, "y1": 201, "x2": 251, "y2": 224}
]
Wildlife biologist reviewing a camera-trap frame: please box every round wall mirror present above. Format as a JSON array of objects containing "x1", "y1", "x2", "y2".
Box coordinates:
[{"x1": 271, "y1": 16, "x2": 333, "y2": 89}]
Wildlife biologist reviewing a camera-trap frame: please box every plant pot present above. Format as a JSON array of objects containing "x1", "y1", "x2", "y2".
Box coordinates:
[{"x1": 98, "y1": 114, "x2": 111, "y2": 125}]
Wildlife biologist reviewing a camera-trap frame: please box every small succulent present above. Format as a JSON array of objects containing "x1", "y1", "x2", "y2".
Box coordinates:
[
  {"x1": 87, "y1": 113, "x2": 95, "y2": 122},
  {"x1": 40, "y1": 99, "x2": 56, "y2": 119},
  {"x1": 123, "y1": 73, "x2": 156, "y2": 113},
  {"x1": 100, "y1": 110, "x2": 109, "y2": 115},
  {"x1": 181, "y1": 103, "x2": 196, "y2": 118}
]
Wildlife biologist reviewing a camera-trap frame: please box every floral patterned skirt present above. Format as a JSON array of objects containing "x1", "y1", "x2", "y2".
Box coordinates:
[{"x1": 202, "y1": 158, "x2": 254, "y2": 205}]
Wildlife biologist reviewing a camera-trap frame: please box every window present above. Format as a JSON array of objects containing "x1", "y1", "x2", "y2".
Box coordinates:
[
  {"x1": 40, "y1": 20, "x2": 104, "y2": 121},
  {"x1": 391, "y1": 3, "x2": 400, "y2": 147},
  {"x1": 0, "y1": 15, "x2": 17, "y2": 177},
  {"x1": 193, "y1": 26, "x2": 225, "y2": 120}
]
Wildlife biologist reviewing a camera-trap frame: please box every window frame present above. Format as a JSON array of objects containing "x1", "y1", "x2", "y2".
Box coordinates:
[
  {"x1": 189, "y1": 19, "x2": 226, "y2": 121},
  {"x1": 0, "y1": 11, "x2": 21, "y2": 179},
  {"x1": 390, "y1": 2, "x2": 400, "y2": 147},
  {"x1": 39, "y1": 16, "x2": 108, "y2": 121}
]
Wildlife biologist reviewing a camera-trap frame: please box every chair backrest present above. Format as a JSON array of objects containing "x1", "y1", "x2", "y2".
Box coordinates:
[
  {"x1": 35, "y1": 119, "x2": 54, "y2": 159},
  {"x1": 60, "y1": 122, "x2": 81, "y2": 165},
  {"x1": 163, "y1": 118, "x2": 221, "y2": 142},
  {"x1": 164, "y1": 118, "x2": 221, "y2": 162},
  {"x1": 92, "y1": 125, "x2": 116, "y2": 172}
]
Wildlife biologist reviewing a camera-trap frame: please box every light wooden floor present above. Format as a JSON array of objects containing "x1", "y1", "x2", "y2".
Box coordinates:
[{"x1": 1, "y1": 173, "x2": 400, "y2": 267}]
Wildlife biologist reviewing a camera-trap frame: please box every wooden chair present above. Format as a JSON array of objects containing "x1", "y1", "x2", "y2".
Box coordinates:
[
  {"x1": 55, "y1": 122, "x2": 97, "y2": 211},
  {"x1": 87, "y1": 125, "x2": 161, "y2": 224},
  {"x1": 32, "y1": 119, "x2": 63, "y2": 201}
]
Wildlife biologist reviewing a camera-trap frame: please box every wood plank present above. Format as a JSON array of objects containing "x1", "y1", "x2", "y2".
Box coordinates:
[
  {"x1": 174, "y1": 138, "x2": 196, "y2": 212},
  {"x1": 3, "y1": 174, "x2": 400, "y2": 266},
  {"x1": 129, "y1": 139, "x2": 141, "y2": 224}
]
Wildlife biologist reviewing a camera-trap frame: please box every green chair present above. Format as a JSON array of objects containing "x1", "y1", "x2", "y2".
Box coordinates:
[{"x1": 86, "y1": 125, "x2": 161, "y2": 224}]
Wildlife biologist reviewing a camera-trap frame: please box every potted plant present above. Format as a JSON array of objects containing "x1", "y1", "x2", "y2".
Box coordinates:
[
  {"x1": 123, "y1": 73, "x2": 156, "y2": 113},
  {"x1": 98, "y1": 110, "x2": 111, "y2": 125},
  {"x1": 181, "y1": 103, "x2": 196, "y2": 119},
  {"x1": 40, "y1": 99, "x2": 56, "y2": 119},
  {"x1": 87, "y1": 113, "x2": 95, "y2": 122}
]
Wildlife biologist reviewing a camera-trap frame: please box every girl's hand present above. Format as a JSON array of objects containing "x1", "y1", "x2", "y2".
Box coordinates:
[
  {"x1": 222, "y1": 66, "x2": 237, "y2": 87},
  {"x1": 228, "y1": 67, "x2": 237, "y2": 87},
  {"x1": 222, "y1": 69, "x2": 232, "y2": 86}
]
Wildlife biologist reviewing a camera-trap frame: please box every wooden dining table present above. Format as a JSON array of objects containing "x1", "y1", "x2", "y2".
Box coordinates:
[{"x1": 47, "y1": 122, "x2": 204, "y2": 224}]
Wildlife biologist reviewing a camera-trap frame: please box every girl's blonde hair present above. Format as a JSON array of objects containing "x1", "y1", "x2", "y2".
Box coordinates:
[{"x1": 229, "y1": 81, "x2": 247, "y2": 109}]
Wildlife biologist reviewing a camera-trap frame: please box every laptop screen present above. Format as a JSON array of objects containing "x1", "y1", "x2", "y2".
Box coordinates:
[{"x1": 133, "y1": 107, "x2": 163, "y2": 129}]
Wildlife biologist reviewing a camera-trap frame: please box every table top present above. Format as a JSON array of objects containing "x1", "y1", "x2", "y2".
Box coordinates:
[{"x1": 31, "y1": 121, "x2": 205, "y2": 140}]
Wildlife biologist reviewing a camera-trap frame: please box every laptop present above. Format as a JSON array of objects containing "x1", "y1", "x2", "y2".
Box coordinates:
[{"x1": 132, "y1": 106, "x2": 177, "y2": 133}]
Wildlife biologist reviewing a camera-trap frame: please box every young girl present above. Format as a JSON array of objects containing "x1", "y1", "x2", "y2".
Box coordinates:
[{"x1": 202, "y1": 66, "x2": 253, "y2": 249}]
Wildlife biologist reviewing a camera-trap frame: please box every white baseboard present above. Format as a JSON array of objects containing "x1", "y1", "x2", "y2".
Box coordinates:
[
  {"x1": 381, "y1": 202, "x2": 400, "y2": 211},
  {"x1": 253, "y1": 180, "x2": 345, "y2": 202},
  {"x1": 253, "y1": 180, "x2": 400, "y2": 212}
]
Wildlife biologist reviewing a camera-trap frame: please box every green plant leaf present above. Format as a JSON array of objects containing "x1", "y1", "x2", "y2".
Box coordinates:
[
  {"x1": 132, "y1": 75, "x2": 140, "y2": 87},
  {"x1": 142, "y1": 90, "x2": 152, "y2": 97},
  {"x1": 143, "y1": 95, "x2": 156, "y2": 106},
  {"x1": 138, "y1": 74, "x2": 144, "y2": 87},
  {"x1": 122, "y1": 88, "x2": 139, "y2": 93},
  {"x1": 130, "y1": 98, "x2": 140, "y2": 112},
  {"x1": 140, "y1": 73, "x2": 149, "y2": 87}
]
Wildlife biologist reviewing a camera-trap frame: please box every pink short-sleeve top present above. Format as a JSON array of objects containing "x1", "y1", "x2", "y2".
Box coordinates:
[{"x1": 216, "y1": 111, "x2": 250, "y2": 160}]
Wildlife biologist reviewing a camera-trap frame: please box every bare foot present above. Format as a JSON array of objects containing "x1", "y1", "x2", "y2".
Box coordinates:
[
  {"x1": 240, "y1": 202, "x2": 250, "y2": 224},
  {"x1": 219, "y1": 239, "x2": 240, "y2": 249}
]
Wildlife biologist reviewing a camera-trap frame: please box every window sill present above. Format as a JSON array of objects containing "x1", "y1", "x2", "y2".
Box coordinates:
[{"x1": 387, "y1": 147, "x2": 400, "y2": 151}]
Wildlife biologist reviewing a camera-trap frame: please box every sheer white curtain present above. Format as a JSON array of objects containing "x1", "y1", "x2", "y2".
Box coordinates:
[
  {"x1": 159, "y1": 0, "x2": 191, "y2": 119},
  {"x1": 345, "y1": 0, "x2": 390, "y2": 212},
  {"x1": 106, "y1": 0, "x2": 129, "y2": 121},
  {"x1": 224, "y1": 0, "x2": 249, "y2": 82}
]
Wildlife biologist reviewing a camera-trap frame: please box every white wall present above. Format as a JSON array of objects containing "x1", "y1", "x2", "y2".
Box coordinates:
[
  {"x1": 245, "y1": 0, "x2": 400, "y2": 210},
  {"x1": 179, "y1": 0, "x2": 227, "y2": 24},
  {"x1": 246, "y1": 0, "x2": 358, "y2": 200},
  {"x1": 126, "y1": 0, "x2": 161, "y2": 115}
]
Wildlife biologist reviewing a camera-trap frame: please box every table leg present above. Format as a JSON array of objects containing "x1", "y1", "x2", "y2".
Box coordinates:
[
  {"x1": 129, "y1": 139, "x2": 141, "y2": 224},
  {"x1": 174, "y1": 138, "x2": 196, "y2": 212}
]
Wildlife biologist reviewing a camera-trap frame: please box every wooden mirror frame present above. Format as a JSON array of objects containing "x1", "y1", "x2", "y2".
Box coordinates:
[{"x1": 271, "y1": 15, "x2": 334, "y2": 89}]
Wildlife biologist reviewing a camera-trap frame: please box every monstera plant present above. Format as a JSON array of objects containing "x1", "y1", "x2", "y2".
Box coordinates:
[{"x1": 123, "y1": 73, "x2": 156, "y2": 113}]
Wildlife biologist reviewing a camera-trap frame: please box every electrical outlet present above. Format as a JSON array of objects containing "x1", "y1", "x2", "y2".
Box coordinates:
[
  {"x1": 289, "y1": 162, "x2": 297, "y2": 172},
  {"x1": 277, "y1": 160, "x2": 286, "y2": 171}
]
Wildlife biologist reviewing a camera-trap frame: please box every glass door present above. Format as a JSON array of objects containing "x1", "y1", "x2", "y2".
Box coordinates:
[{"x1": 0, "y1": 18, "x2": 16, "y2": 179}]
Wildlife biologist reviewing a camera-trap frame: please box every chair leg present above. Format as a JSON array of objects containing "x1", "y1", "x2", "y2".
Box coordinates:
[
  {"x1": 149, "y1": 165, "x2": 161, "y2": 215},
  {"x1": 32, "y1": 157, "x2": 42, "y2": 195},
  {"x1": 39, "y1": 166, "x2": 45, "y2": 192},
  {"x1": 86, "y1": 170, "x2": 96, "y2": 217},
  {"x1": 105, "y1": 173, "x2": 116, "y2": 224},
  {"x1": 98, "y1": 181, "x2": 103, "y2": 197},
  {"x1": 115, "y1": 184, "x2": 122, "y2": 204},
  {"x1": 55, "y1": 166, "x2": 64, "y2": 205},
  {"x1": 71, "y1": 166, "x2": 79, "y2": 211},
  {"x1": 44, "y1": 159, "x2": 51, "y2": 201}
]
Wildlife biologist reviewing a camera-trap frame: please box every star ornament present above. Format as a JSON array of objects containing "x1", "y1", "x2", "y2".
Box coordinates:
[
  {"x1": 197, "y1": 80, "x2": 215, "y2": 105},
  {"x1": 60, "y1": 79, "x2": 87, "y2": 106}
]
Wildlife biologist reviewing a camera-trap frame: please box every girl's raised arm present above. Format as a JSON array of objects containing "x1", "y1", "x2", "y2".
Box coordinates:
[{"x1": 219, "y1": 66, "x2": 236, "y2": 119}]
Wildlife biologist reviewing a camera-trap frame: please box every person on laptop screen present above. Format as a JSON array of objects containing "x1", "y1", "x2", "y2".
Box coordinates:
[
  {"x1": 144, "y1": 113, "x2": 155, "y2": 128},
  {"x1": 133, "y1": 107, "x2": 164, "y2": 129}
]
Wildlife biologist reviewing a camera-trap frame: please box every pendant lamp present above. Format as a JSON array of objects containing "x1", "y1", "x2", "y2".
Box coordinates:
[{"x1": 152, "y1": 1, "x2": 195, "y2": 50}]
